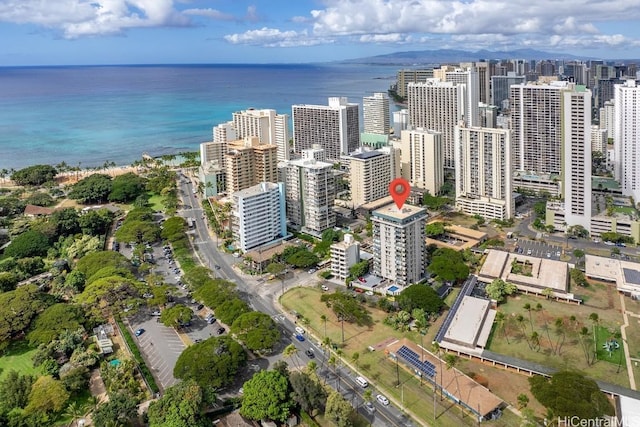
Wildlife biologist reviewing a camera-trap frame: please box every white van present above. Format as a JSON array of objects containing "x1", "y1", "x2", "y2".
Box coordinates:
[
  {"x1": 355, "y1": 376, "x2": 369, "y2": 388},
  {"x1": 295, "y1": 326, "x2": 305, "y2": 335}
]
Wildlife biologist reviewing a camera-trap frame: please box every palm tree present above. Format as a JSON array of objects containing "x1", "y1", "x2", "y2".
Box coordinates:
[
  {"x1": 554, "y1": 317, "x2": 565, "y2": 356},
  {"x1": 530, "y1": 331, "x2": 541, "y2": 352},
  {"x1": 537, "y1": 303, "x2": 553, "y2": 352},
  {"x1": 579, "y1": 326, "x2": 592, "y2": 366},
  {"x1": 516, "y1": 314, "x2": 532, "y2": 349},
  {"x1": 431, "y1": 341, "x2": 444, "y2": 401},
  {"x1": 284, "y1": 344, "x2": 300, "y2": 368},
  {"x1": 64, "y1": 401, "x2": 86, "y2": 427},
  {"x1": 495, "y1": 311, "x2": 510, "y2": 344},
  {"x1": 328, "y1": 355, "x2": 338, "y2": 389},
  {"x1": 320, "y1": 314, "x2": 328, "y2": 338},
  {"x1": 444, "y1": 354, "x2": 462, "y2": 414},
  {"x1": 523, "y1": 303, "x2": 534, "y2": 332},
  {"x1": 589, "y1": 312, "x2": 600, "y2": 363},
  {"x1": 351, "y1": 351, "x2": 360, "y2": 368}
]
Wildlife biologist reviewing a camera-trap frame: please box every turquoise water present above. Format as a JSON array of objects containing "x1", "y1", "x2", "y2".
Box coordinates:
[{"x1": 0, "y1": 64, "x2": 396, "y2": 170}]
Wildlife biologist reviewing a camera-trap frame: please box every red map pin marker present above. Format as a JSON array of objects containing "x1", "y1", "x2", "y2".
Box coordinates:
[{"x1": 389, "y1": 177, "x2": 410, "y2": 210}]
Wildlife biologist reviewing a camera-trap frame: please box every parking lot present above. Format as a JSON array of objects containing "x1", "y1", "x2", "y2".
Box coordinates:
[{"x1": 514, "y1": 239, "x2": 563, "y2": 260}]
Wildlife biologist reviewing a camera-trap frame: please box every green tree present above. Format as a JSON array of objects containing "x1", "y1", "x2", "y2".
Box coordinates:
[
  {"x1": 517, "y1": 393, "x2": 530, "y2": 409},
  {"x1": 174, "y1": 336, "x2": 247, "y2": 392},
  {"x1": 0, "y1": 285, "x2": 48, "y2": 351},
  {"x1": 75, "y1": 251, "x2": 132, "y2": 279},
  {"x1": 114, "y1": 219, "x2": 160, "y2": 244},
  {"x1": 286, "y1": 248, "x2": 319, "y2": 268},
  {"x1": 485, "y1": 278, "x2": 517, "y2": 303},
  {"x1": 347, "y1": 260, "x2": 369, "y2": 279},
  {"x1": 92, "y1": 392, "x2": 138, "y2": 427},
  {"x1": 324, "y1": 390, "x2": 352, "y2": 427},
  {"x1": 320, "y1": 292, "x2": 373, "y2": 326},
  {"x1": 215, "y1": 297, "x2": 251, "y2": 326},
  {"x1": 25, "y1": 191, "x2": 55, "y2": 207},
  {"x1": 24, "y1": 375, "x2": 70, "y2": 415},
  {"x1": 397, "y1": 284, "x2": 445, "y2": 315},
  {"x1": 425, "y1": 221, "x2": 446, "y2": 237},
  {"x1": 230, "y1": 311, "x2": 281, "y2": 353},
  {"x1": 427, "y1": 248, "x2": 469, "y2": 283},
  {"x1": 160, "y1": 304, "x2": 192, "y2": 327},
  {"x1": 0, "y1": 370, "x2": 35, "y2": 412},
  {"x1": 79, "y1": 208, "x2": 115, "y2": 235},
  {"x1": 109, "y1": 172, "x2": 147, "y2": 203},
  {"x1": 69, "y1": 174, "x2": 113, "y2": 204},
  {"x1": 240, "y1": 370, "x2": 293, "y2": 423},
  {"x1": 50, "y1": 208, "x2": 81, "y2": 237},
  {"x1": 11, "y1": 164, "x2": 58, "y2": 186},
  {"x1": 4, "y1": 230, "x2": 51, "y2": 258},
  {"x1": 26, "y1": 303, "x2": 85, "y2": 346},
  {"x1": 0, "y1": 271, "x2": 18, "y2": 292},
  {"x1": 147, "y1": 380, "x2": 208, "y2": 427},
  {"x1": 529, "y1": 371, "x2": 614, "y2": 419},
  {"x1": 77, "y1": 275, "x2": 145, "y2": 317},
  {"x1": 290, "y1": 371, "x2": 327, "y2": 415}
]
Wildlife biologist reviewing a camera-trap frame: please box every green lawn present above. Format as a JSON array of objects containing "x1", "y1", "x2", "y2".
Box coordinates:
[
  {"x1": 487, "y1": 292, "x2": 630, "y2": 387},
  {"x1": 147, "y1": 193, "x2": 164, "y2": 211},
  {"x1": 0, "y1": 340, "x2": 41, "y2": 380}
]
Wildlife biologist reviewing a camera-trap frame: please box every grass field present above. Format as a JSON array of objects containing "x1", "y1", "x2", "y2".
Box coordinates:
[
  {"x1": 487, "y1": 290, "x2": 630, "y2": 387},
  {"x1": 147, "y1": 193, "x2": 164, "y2": 211},
  {"x1": 0, "y1": 340, "x2": 41, "y2": 380},
  {"x1": 281, "y1": 287, "x2": 521, "y2": 427}
]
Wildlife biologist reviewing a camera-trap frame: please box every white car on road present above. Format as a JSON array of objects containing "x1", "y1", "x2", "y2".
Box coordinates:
[{"x1": 376, "y1": 394, "x2": 390, "y2": 406}]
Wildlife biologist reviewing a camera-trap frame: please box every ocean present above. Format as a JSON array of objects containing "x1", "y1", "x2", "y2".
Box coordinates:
[{"x1": 0, "y1": 63, "x2": 397, "y2": 170}]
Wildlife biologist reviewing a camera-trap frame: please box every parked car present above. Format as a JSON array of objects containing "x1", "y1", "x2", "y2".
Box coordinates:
[
  {"x1": 376, "y1": 394, "x2": 390, "y2": 406},
  {"x1": 321, "y1": 285, "x2": 329, "y2": 291},
  {"x1": 196, "y1": 304, "x2": 204, "y2": 310},
  {"x1": 151, "y1": 311, "x2": 161, "y2": 316},
  {"x1": 135, "y1": 328, "x2": 145, "y2": 337},
  {"x1": 217, "y1": 327, "x2": 226, "y2": 334}
]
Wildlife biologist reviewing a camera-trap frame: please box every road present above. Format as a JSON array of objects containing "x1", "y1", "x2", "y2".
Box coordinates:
[{"x1": 176, "y1": 173, "x2": 414, "y2": 427}]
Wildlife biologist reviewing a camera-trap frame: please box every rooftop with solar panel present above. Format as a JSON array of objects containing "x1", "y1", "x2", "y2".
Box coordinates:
[{"x1": 384, "y1": 338, "x2": 504, "y2": 419}]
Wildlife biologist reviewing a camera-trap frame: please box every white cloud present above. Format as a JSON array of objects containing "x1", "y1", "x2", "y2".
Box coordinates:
[
  {"x1": 0, "y1": 0, "x2": 189, "y2": 38},
  {"x1": 359, "y1": 33, "x2": 413, "y2": 43},
  {"x1": 224, "y1": 27, "x2": 331, "y2": 48}
]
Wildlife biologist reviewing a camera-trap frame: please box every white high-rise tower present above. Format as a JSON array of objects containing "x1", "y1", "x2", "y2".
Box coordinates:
[
  {"x1": 363, "y1": 92, "x2": 390, "y2": 135},
  {"x1": 614, "y1": 80, "x2": 640, "y2": 201}
]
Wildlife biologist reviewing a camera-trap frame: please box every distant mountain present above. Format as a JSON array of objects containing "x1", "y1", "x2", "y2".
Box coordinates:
[{"x1": 341, "y1": 48, "x2": 591, "y2": 65}]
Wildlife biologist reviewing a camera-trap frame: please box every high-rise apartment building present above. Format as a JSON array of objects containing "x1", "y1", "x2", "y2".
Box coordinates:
[
  {"x1": 400, "y1": 128, "x2": 444, "y2": 196},
  {"x1": 372, "y1": 204, "x2": 427, "y2": 287},
  {"x1": 510, "y1": 81, "x2": 575, "y2": 174},
  {"x1": 454, "y1": 124, "x2": 513, "y2": 220},
  {"x1": 232, "y1": 182, "x2": 287, "y2": 253},
  {"x1": 282, "y1": 152, "x2": 336, "y2": 235},
  {"x1": 363, "y1": 92, "x2": 390, "y2": 135},
  {"x1": 330, "y1": 234, "x2": 360, "y2": 280},
  {"x1": 226, "y1": 137, "x2": 278, "y2": 194},
  {"x1": 614, "y1": 80, "x2": 640, "y2": 200},
  {"x1": 491, "y1": 72, "x2": 525, "y2": 109},
  {"x1": 443, "y1": 67, "x2": 480, "y2": 127},
  {"x1": 407, "y1": 79, "x2": 464, "y2": 169},
  {"x1": 199, "y1": 141, "x2": 227, "y2": 197},
  {"x1": 347, "y1": 149, "x2": 392, "y2": 207},
  {"x1": 292, "y1": 97, "x2": 360, "y2": 162},
  {"x1": 393, "y1": 109, "x2": 409, "y2": 136},
  {"x1": 396, "y1": 69, "x2": 434, "y2": 98},
  {"x1": 231, "y1": 109, "x2": 290, "y2": 162},
  {"x1": 562, "y1": 87, "x2": 592, "y2": 229},
  {"x1": 600, "y1": 100, "x2": 615, "y2": 135},
  {"x1": 591, "y1": 125, "x2": 607, "y2": 155},
  {"x1": 213, "y1": 122, "x2": 236, "y2": 145}
]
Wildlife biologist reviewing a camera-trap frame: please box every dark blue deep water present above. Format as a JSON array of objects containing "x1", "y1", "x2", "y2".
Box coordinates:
[{"x1": 0, "y1": 63, "x2": 396, "y2": 169}]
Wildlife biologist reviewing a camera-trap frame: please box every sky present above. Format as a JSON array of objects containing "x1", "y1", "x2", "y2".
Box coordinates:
[{"x1": 2, "y1": 0, "x2": 640, "y2": 66}]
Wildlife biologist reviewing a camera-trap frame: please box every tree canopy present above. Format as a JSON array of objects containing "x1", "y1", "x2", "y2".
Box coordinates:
[
  {"x1": 24, "y1": 375, "x2": 69, "y2": 415},
  {"x1": 0, "y1": 285, "x2": 49, "y2": 351},
  {"x1": 485, "y1": 278, "x2": 518, "y2": 303},
  {"x1": 109, "y1": 172, "x2": 147, "y2": 203},
  {"x1": 160, "y1": 304, "x2": 193, "y2": 327},
  {"x1": 324, "y1": 390, "x2": 352, "y2": 427},
  {"x1": 4, "y1": 230, "x2": 51, "y2": 258},
  {"x1": 147, "y1": 380, "x2": 208, "y2": 427},
  {"x1": 427, "y1": 248, "x2": 469, "y2": 283},
  {"x1": 77, "y1": 275, "x2": 145, "y2": 316},
  {"x1": 69, "y1": 173, "x2": 113, "y2": 204},
  {"x1": 240, "y1": 370, "x2": 293, "y2": 423},
  {"x1": 215, "y1": 297, "x2": 251, "y2": 326},
  {"x1": 290, "y1": 371, "x2": 327, "y2": 414},
  {"x1": 529, "y1": 371, "x2": 614, "y2": 419},
  {"x1": 425, "y1": 221, "x2": 447, "y2": 237},
  {"x1": 320, "y1": 292, "x2": 372, "y2": 326},
  {"x1": 286, "y1": 248, "x2": 319, "y2": 269},
  {"x1": 230, "y1": 311, "x2": 281, "y2": 352},
  {"x1": 397, "y1": 284, "x2": 445, "y2": 314},
  {"x1": 75, "y1": 251, "x2": 132, "y2": 279},
  {"x1": 27, "y1": 303, "x2": 86, "y2": 346},
  {"x1": 92, "y1": 392, "x2": 138, "y2": 427},
  {"x1": 174, "y1": 336, "x2": 247, "y2": 391},
  {"x1": 11, "y1": 164, "x2": 58, "y2": 186},
  {"x1": 79, "y1": 208, "x2": 115, "y2": 235}
]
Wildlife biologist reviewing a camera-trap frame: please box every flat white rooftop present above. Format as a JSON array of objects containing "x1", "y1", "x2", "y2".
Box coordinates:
[{"x1": 444, "y1": 295, "x2": 495, "y2": 348}]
